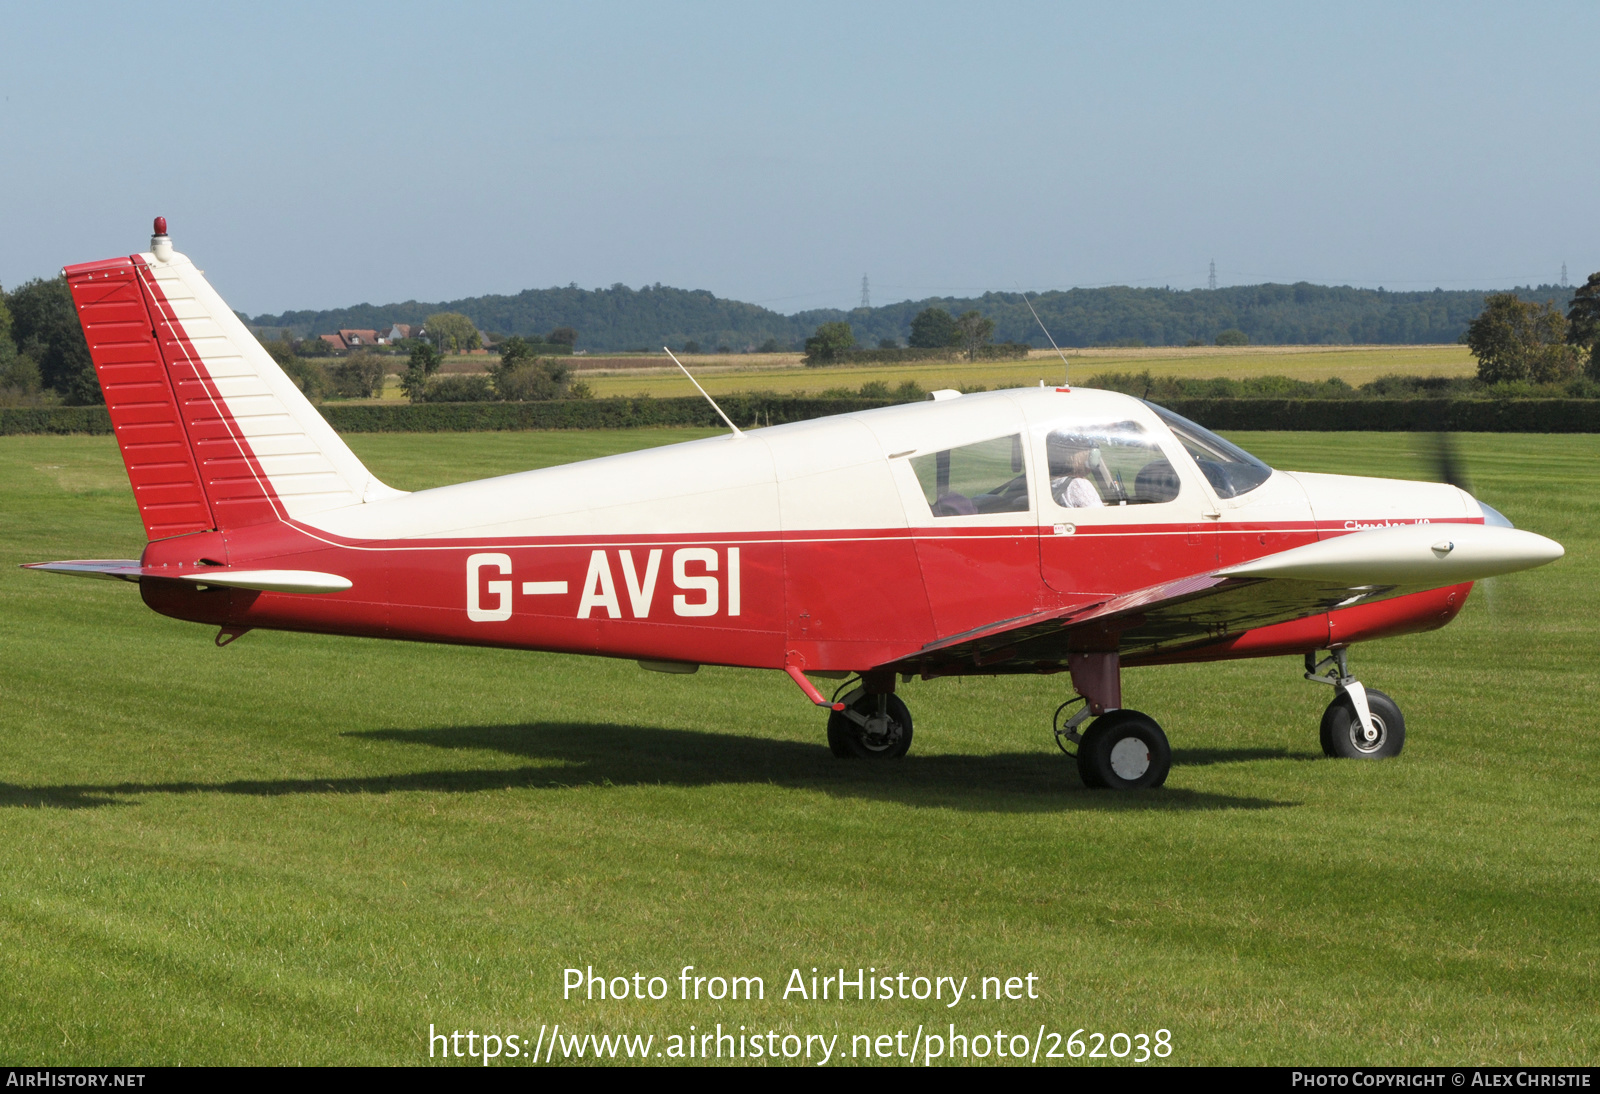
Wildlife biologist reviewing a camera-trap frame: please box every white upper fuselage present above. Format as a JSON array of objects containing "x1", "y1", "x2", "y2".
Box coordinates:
[
  {"x1": 300, "y1": 387, "x2": 1480, "y2": 545},
  {"x1": 117, "y1": 249, "x2": 1481, "y2": 551}
]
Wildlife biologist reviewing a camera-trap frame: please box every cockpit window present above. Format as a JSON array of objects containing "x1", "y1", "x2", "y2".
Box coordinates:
[
  {"x1": 1144, "y1": 402, "x2": 1272, "y2": 498},
  {"x1": 1046, "y1": 421, "x2": 1180, "y2": 508},
  {"x1": 911, "y1": 434, "x2": 1030, "y2": 517}
]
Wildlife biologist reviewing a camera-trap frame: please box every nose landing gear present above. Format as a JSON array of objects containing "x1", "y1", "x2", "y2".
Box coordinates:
[{"x1": 1305, "y1": 649, "x2": 1406, "y2": 759}]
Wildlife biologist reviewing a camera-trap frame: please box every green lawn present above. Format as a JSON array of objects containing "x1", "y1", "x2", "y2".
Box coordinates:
[{"x1": 0, "y1": 428, "x2": 1594, "y2": 1065}]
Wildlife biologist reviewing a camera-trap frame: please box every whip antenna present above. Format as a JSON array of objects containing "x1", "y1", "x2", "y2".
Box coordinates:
[
  {"x1": 664, "y1": 347, "x2": 743, "y2": 438},
  {"x1": 1019, "y1": 290, "x2": 1071, "y2": 388}
]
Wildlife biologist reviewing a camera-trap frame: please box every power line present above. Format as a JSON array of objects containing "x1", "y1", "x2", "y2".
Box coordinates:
[
  {"x1": 1561, "y1": 262, "x2": 1569, "y2": 289},
  {"x1": 1208, "y1": 260, "x2": 1217, "y2": 291},
  {"x1": 860, "y1": 274, "x2": 870, "y2": 309}
]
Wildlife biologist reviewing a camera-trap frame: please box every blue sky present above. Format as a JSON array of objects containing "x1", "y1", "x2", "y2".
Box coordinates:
[{"x1": 3, "y1": 1, "x2": 1596, "y2": 314}]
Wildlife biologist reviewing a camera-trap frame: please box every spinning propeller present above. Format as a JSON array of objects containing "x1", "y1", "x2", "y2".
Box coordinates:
[
  {"x1": 1429, "y1": 431, "x2": 1471, "y2": 495},
  {"x1": 1428, "y1": 432, "x2": 1514, "y2": 617}
]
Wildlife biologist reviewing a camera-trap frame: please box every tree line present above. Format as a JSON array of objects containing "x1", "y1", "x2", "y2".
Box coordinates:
[
  {"x1": 798, "y1": 283, "x2": 1581, "y2": 352},
  {"x1": 395, "y1": 336, "x2": 594, "y2": 405},
  {"x1": 3, "y1": 270, "x2": 1597, "y2": 407},
  {"x1": 248, "y1": 282, "x2": 795, "y2": 357},
  {"x1": 803, "y1": 307, "x2": 1028, "y2": 364},
  {"x1": 248, "y1": 279, "x2": 1580, "y2": 354}
]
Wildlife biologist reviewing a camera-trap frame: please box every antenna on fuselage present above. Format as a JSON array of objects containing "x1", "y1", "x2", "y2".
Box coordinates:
[
  {"x1": 664, "y1": 346, "x2": 743, "y2": 438},
  {"x1": 1019, "y1": 290, "x2": 1070, "y2": 388}
]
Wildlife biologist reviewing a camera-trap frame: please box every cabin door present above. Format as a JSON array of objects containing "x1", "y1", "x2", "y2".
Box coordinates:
[{"x1": 1031, "y1": 416, "x2": 1219, "y2": 599}]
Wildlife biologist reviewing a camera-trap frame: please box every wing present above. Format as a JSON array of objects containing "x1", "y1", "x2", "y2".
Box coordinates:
[{"x1": 890, "y1": 523, "x2": 1562, "y2": 676}]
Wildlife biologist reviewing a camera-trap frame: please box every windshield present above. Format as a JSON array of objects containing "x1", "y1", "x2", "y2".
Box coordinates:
[{"x1": 1144, "y1": 402, "x2": 1272, "y2": 498}]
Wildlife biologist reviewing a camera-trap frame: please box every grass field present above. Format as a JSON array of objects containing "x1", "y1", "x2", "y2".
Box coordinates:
[
  {"x1": 1, "y1": 427, "x2": 1595, "y2": 1066},
  {"x1": 376, "y1": 344, "x2": 1477, "y2": 402}
]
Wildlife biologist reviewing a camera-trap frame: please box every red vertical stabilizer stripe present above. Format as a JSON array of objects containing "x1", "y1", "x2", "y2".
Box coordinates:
[
  {"x1": 65, "y1": 262, "x2": 216, "y2": 539},
  {"x1": 131, "y1": 258, "x2": 284, "y2": 530}
]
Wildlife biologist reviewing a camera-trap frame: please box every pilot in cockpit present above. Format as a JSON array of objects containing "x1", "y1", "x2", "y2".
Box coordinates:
[{"x1": 1053, "y1": 447, "x2": 1107, "y2": 508}]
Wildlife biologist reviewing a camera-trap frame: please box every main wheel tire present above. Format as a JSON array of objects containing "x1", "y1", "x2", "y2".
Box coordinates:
[
  {"x1": 1320, "y1": 688, "x2": 1405, "y2": 759},
  {"x1": 827, "y1": 692, "x2": 913, "y2": 760},
  {"x1": 1076, "y1": 710, "x2": 1171, "y2": 790}
]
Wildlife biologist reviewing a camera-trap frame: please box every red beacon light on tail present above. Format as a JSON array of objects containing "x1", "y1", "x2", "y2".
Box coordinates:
[{"x1": 150, "y1": 216, "x2": 173, "y2": 262}]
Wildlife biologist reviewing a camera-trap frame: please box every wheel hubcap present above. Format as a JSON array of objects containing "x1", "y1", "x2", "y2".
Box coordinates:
[
  {"x1": 1109, "y1": 736, "x2": 1151, "y2": 780},
  {"x1": 1350, "y1": 714, "x2": 1388, "y2": 753}
]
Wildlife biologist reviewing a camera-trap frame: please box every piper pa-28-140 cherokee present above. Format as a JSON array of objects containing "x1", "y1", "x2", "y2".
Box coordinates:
[{"x1": 27, "y1": 220, "x2": 1565, "y2": 789}]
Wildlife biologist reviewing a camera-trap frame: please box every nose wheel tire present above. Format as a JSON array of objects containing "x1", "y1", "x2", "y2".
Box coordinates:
[
  {"x1": 827, "y1": 692, "x2": 914, "y2": 759},
  {"x1": 1319, "y1": 688, "x2": 1405, "y2": 759},
  {"x1": 1076, "y1": 710, "x2": 1171, "y2": 790}
]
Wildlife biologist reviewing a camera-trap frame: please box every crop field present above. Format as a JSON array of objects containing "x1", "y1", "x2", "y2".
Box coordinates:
[
  {"x1": 0, "y1": 427, "x2": 1595, "y2": 1065},
  {"x1": 377, "y1": 344, "x2": 1476, "y2": 402}
]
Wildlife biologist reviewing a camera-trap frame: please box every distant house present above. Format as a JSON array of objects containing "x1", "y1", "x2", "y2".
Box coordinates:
[
  {"x1": 318, "y1": 333, "x2": 346, "y2": 351},
  {"x1": 386, "y1": 324, "x2": 414, "y2": 342},
  {"x1": 338, "y1": 328, "x2": 383, "y2": 347}
]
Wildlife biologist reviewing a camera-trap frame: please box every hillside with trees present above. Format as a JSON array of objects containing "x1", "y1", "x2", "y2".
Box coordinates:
[
  {"x1": 249, "y1": 283, "x2": 801, "y2": 355},
  {"x1": 2, "y1": 272, "x2": 1589, "y2": 406},
  {"x1": 249, "y1": 280, "x2": 1579, "y2": 353}
]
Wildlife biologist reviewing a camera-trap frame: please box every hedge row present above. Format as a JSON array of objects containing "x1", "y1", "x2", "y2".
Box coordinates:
[
  {"x1": 320, "y1": 396, "x2": 897, "y2": 431},
  {"x1": 0, "y1": 397, "x2": 900, "y2": 435},
  {"x1": 4, "y1": 396, "x2": 1599, "y2": 435},
  {"x1": 811, "y1": 343, "x2": 1032, "y2": 367},
  {"x1": 1159, "y1": 398, "x2": 1600, "y2": 433},
  {"x1": 0, "y1": 406, "x2": 116, "y2": 434}
]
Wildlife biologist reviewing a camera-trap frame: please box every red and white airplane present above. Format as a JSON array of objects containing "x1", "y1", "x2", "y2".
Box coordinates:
[{"x1": 29, "y1": 220, "x2": 1565, "y2": 789}]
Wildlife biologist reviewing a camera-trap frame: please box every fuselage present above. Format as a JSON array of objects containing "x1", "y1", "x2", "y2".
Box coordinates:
[{"x1": 138, "y1": 387, "x2": 1479, "y2": 674}]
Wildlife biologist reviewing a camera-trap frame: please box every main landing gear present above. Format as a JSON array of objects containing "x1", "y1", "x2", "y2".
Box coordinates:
[
  {"x1": 827, "y1": 679, "x2": 914, "y2": 759},
  {"x1": 1055, "y1": 699, "x2": 1173, "y2": 789},
  {"x1": 1047, "y1": 652, "x2": 1171, "y2": 789},
  {"x1": 1304, "y1": 649, "x2": 1406, "y2": 759}
]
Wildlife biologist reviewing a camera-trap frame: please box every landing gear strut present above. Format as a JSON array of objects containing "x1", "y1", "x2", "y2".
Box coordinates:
[{"x1": 1305, "y1": 649, "x2": 1406, "y2": 759}]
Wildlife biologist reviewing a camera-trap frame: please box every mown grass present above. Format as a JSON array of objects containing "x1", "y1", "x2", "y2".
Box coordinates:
[{"x1": 0, "y1": 428, "x2": 1594, "y2": 1066}]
